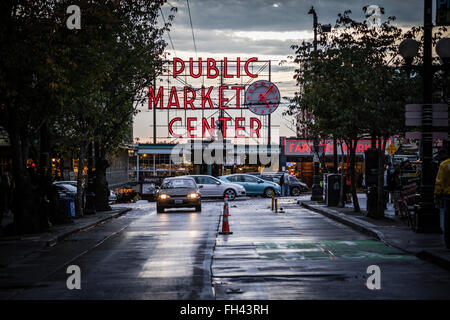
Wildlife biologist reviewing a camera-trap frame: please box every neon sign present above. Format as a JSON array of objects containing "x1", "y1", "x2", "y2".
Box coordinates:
[
  {"x1": 284, "y1": 139, "x2": 390, "y2": 156},
  {"x1": 148, "y1": 57, "x2": 277, "y2": 139}
]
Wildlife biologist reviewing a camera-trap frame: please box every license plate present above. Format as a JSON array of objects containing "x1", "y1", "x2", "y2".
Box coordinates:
[{"x1": 174, "y1": 199, "x2": 183, "y2": 204}]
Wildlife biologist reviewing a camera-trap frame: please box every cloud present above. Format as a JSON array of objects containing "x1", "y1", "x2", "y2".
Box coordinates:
[
  {"x1": 164, "y1": 0, "x2": 422, "y2": 33},
  {"x1": 160, "y1": 0, "x2": 423, "y2": 59}
]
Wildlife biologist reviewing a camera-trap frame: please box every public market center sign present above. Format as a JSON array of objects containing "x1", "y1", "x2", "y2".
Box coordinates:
[{"x1": 148, "y1": 58, "x2": 281, "y2": 139}]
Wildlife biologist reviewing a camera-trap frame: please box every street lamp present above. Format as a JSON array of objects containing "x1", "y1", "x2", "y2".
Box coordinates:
[
  {"x1": 399, "y1": 38, "x2": 420, "y2": 77},
  {"x1": 308, "y1": 7, "x2": 332, "y2": 201},
  {"x1": 398, "y1": 8, "x2": 450, "y2": 233}
]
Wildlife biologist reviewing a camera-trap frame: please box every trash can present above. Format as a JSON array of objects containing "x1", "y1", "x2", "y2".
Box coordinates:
[
  {"x1": 366, "y1": 185, "x2": 378, "y2": 218},
  {"x1": 326, "y1": 174, "x2": 341, "y2": 207},
  {"x1": 59, "y1": 197, "x2": 75, "y2": 218}
]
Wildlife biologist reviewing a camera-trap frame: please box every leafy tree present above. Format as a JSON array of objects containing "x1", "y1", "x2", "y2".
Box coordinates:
[
  {"x1": 49, "y1": 0, "x2": 170, "y2": 216},
  {"x1": 0, "y1": 0, "x2": 171, "y2": 232},
  {"x1": 0, "y1": 0, "x2": 65, "y2": 233},
  {"x1": 291, "y1": 10, "x2": 419, "y2": 213}
]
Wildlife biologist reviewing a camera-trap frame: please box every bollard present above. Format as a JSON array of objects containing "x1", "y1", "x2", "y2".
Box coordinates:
[
  {"x1": 271, "y1": 192, "x2": 275, "y2": 211},
  {"x1": 275, "y1": 198, "x2": 278, "y2": 213}
]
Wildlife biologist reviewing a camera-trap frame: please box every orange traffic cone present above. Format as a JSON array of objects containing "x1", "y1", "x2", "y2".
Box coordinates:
[{"x1": 220, "y1": 195, "x2": 233, "y2": 235}]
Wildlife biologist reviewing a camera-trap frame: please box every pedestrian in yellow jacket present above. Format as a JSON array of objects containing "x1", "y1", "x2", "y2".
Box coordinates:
[
  {"x1": 435, "y1": 151, "x2": 450, "y2": 249},
  {"x1": 435, "y1": 158, "x2": 450, "y2": 197}
]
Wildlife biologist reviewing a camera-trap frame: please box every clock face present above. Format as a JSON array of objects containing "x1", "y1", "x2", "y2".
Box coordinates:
[{"x1": 244, "y1": 80, "x2": 280, "y2": 116}]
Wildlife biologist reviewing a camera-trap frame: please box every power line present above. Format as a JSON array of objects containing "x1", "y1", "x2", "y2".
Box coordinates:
[
  {"x1": 159, "y1": 7, "x2": 177, "y2": 57},
  {"x1": 186, "y1": 0, "x2": 198, "y2": 59}
]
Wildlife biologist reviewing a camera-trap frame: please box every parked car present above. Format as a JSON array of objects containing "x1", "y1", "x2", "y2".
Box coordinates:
[
  {"x1": 54, "y1": 180, "x2": 117, "y2": 204},
  {"x1": 187, "y1": 175, "x2": 246, "y2": 200},
  {"x1": 109, "y1": 189, "x2": 118, "y2": 204},
  {"x1": 285, "y1": 175, "x2": 309, "y2": 194},
  {"x1": 248, "y1": 172, "x2": 309, "y2": 196},
  {"x1": 156, "y1": 177, "x2": 201, "y2": 213},
  {"x1": 219, "y1": 174, "x2": 281, "y2": 198},
  {"x1": 53, "y1": 183, "x2": 77, "y2": 198},
  {"x1": 53, "y1": 180, "x2": 78, "y2": 187}
]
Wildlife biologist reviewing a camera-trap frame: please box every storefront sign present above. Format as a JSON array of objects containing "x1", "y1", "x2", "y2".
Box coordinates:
[
  {"x1": 149, "y1": 57, "x2": 274, "y2": 139},
  {"x1": 284, "y1": 139, "x2": 389, "y2": 156}
]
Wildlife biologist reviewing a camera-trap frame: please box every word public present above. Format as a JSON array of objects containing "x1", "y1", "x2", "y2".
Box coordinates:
[{"x1": 149, "y1": 57, "x2": 263, "y2": 138}]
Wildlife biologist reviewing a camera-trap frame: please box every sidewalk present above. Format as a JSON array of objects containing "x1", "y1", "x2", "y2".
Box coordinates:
[
  {"x1": 0, "y1": 207, "x2": 131, "y2": 269},
  {"x1": 300, "y1": 193, "x2": 450, "y2": 271}
]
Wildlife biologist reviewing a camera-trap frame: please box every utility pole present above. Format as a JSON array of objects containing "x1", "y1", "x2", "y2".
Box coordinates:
[
  {"x1": 220, "y1": 60, "x2": 225, "y2": 175},
  {"x1": 416, "y1": 0, "x2": 441, "y2": 232},
  {"x1": 85, "y1": 140, "x2": 96, "y2": 215},
  {"x1": 268, "y1": 60, "x2": 272, "y2": 147},
  {"x1": 153, "y1": 72, "x2": 157, "y2": 144},
  {"x1": 309, "y1": 6, "x2": 323, "y2": 201}
]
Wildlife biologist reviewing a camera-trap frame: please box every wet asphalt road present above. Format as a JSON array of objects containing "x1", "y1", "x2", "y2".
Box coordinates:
[{"x1": 1, "y1": 197, "x2": 450, "y2": 300}]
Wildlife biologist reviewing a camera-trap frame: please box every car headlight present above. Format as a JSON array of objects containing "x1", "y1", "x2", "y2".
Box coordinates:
[
  {"x1": 159, "y1": 194, "x2": 170, "y2": 199},
  {"x1": 188, "y1": 193, "x2": 199, "y2": 199}
]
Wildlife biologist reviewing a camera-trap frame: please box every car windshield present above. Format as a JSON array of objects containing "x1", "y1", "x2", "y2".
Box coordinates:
[
  {"x1": 161, "y1": 179, "x2": 196, "y2": 189},
  {"x1": 59, "y1": 184, "x2": 77, "y2": 192}
]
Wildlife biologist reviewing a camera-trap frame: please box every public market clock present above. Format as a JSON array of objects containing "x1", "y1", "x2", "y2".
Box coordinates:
[{"x1": 244, "y1": 80, "x2": 281, "y2": 115}]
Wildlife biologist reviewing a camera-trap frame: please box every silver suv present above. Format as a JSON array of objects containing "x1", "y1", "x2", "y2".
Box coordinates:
[{"x1": 187, "y1": 175, "x2": 246, "y2": 200}]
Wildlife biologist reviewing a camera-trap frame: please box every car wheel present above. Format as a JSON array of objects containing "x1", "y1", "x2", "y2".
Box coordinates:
[
  {"x1": 224, "y1": 189, "x2": 236, "y2": 201},
  {"x1": 157, "y1": 205, "x2": 164, "y2": 213},
  {"x1": 291, "y1": 187, "x2": 301, "y2": 196},
  {"x1": 264, "y1": 188, "x2": 274, "y2": 198},
  {"x1": 196, "y1": 205, "x2": 202, "y2": 212}
]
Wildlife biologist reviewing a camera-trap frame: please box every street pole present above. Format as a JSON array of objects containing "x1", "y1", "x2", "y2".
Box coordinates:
[
  {"x1": 268, "y1": 60, "x2": 271, "y2": 147},
  {"x1": 309, "y1": 6, "x2": 323, "y2": 201},
  {"x1": 85, "y1": 140, "x2": 96, "y2": 215},
  {"x1": 153, "y1": 73, "x2": 156, "y2": 144},
  {"x1": 220, "y1": 60, "x2": 225, "y2": 175},
  {"x1": 416, "y1": 0, "x2": 441, "y2": 232},
  {"x1": 333, "y1": 138, "x2": 338, "y2": 173}
]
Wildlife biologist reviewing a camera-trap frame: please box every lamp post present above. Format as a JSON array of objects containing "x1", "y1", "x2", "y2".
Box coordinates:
[
  {"x1": 85, "y1": 140, "x2": 96, "y2": 215},
  {"x1": 308, "y1": 7, "x2": 331, "y2": 201},
  {"x1": 398, "y1": 0, "x2": 449, "y2": 233}
]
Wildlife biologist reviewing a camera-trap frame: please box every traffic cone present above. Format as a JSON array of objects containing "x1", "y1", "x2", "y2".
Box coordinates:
[{"x1": 220, "y1": 195, "x2": 233, "y2": 235}]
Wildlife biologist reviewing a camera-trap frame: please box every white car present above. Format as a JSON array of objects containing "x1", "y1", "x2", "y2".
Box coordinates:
[{"x1": 187, "y1": 175, "x2": 246, "y2": 200}]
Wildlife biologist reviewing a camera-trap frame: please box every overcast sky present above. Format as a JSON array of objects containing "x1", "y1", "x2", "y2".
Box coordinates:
[{"x1": 134, "y1": 0, "x2": 426, "y2": 144}]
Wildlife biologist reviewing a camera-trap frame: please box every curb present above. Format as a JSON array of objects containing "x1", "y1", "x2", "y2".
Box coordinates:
[
  {"x1": 301, "y1": 202, "x2": 450, "y2": 271},
  {"x1": 46, "y1": 207, "x2": 132, "y2": 247},
  {"x1": 301, "y1": 202, "x2": 385, "y2": 241},
  {"x1": 416, "y1": 250, "x2": 450, "y2": 271}
]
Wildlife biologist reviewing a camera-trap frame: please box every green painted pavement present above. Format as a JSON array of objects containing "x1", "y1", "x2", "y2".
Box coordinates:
[{"x1": 255, "y1": 240, "x2": 416, "y2": 261}]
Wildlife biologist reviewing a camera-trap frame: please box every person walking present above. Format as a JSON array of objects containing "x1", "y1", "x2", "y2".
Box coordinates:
[
  {"x1": 283, "y1": 171, "x2": 290, "y2": 197},
  {"x1": 387, "y1": 164, "x2": 396, "y2": 204},
  {"x1": 0, "y1": 174, "x2": 11, "y2": 231},
  {"x1": 344, "y1": 170, "x2": 351, "y2": 203},
  {"x1": 434, "y1": 149, "x2": 450, "y2": 249},
  {"x1": 393, "y1": 163, "x2": 402, "y2": 216}
]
